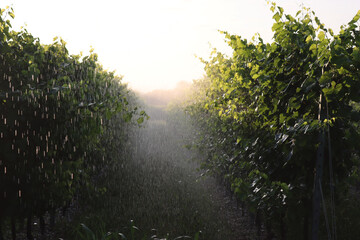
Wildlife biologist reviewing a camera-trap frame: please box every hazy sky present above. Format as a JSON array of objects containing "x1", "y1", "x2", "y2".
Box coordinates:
[{"x1": 1, "y1": 0, "x2": 359, "y2": 92}]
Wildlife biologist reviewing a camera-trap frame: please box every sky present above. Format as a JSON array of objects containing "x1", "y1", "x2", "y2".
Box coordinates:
[{"x1": 1, "y1": 0, "x2": 360, "y2": 92}]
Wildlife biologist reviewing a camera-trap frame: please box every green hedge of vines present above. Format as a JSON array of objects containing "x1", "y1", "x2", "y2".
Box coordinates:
[
  {"x1": 0, "y1": 6, "x2": 146, "y2": 238},
  {"x1": 186, "y1": 4, "x2": 360, "y2": 239}
]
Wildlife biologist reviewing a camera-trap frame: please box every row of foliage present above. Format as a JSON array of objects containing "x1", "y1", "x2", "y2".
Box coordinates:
[
  {"x1": 186, "y1": 4, "x2": 360, "y2": 239},
  {"x1": 0, "y1": 6, "x2": 146, "y2": 239}
]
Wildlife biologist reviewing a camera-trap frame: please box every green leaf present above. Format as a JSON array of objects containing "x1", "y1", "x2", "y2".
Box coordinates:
[
  {"x1": 318, "y1": 31, "x2": 325, "y2": 41},
  {"x1": 279, "y1": 114, "x2": 286, "y2": 123},
  {"x1": 349, "y1": 10, "x2": 360, "y2": 24},
  {"x1": 337, "y1": 67, "x2": 348, "y2": 75},
  {"x1": 252, "y1": 73, "x2": 260, "y2": 79},
  {"x1": 273, "y1": 12, "x2": 281, "y2": 22},
  {"x1": 80, "y1": 223, "x2": 96, "y2": 240},
  {"x1": 137, "y1": 117, "x2": 144, "y2": 124},
  {"x1": 309, "y1": 44, "x2": 317, "y2": 51},
  {"x1": 319, "y1": 72, "x2": 332, "y2": 85},
  {"x1": 352, "y1": 47, "x2": 360, "y2": 60},
  {"x1": 335, "y1": 83, "x2": 342, "y2": 93},
  {"x1": 305, "y1": 35, "x2": 312, "y2": 43},
  {"x1": 322, "y1": 87, "x2": 334, "y2": 96},
  {"x1": 194, "y1": 231, "x2": 201, "y2": 240},
  {"x1": 118, "y1": 233, "x2": 127, "y2": 240},
  {"x1": 278, "y1": 6, "x2": 284, "y2": 15}
]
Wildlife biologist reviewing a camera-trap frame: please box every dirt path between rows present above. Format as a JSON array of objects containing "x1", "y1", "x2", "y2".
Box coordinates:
[{"x1": 132, "y1": 105, "x2": 268, "y2": 240}]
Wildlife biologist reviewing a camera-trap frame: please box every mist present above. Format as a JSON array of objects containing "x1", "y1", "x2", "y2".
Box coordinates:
[{"x1": 117, "y1": 82, "x2": 261, "y2": 239}]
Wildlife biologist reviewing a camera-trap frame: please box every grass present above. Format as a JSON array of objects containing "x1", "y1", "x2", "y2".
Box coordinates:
[{"x1": 75, "y1": 221, "x2": 201, "y2": 240}]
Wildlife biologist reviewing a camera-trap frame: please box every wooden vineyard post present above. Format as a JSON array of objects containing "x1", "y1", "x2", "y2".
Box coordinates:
[{"x1": 312, "y1": 92, "x2": 326, "y2": 240}]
